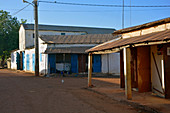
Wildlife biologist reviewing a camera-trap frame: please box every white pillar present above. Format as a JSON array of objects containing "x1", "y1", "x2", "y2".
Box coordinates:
[{"x1": 88, "y1": 53, "x2": 93, "y2": 87}]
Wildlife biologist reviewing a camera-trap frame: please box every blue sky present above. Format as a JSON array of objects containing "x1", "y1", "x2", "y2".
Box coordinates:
[{"x1": 0, "y1": 0, "x2": 170, "y2": 30}]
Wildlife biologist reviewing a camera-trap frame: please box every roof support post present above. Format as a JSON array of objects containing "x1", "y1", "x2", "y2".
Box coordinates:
[
  {"x1": 88, "y1": 53, "x2": 93, "y2": 87},
  {"x1": 123, "y1": 47, "x2": 132, "y2": 100}
]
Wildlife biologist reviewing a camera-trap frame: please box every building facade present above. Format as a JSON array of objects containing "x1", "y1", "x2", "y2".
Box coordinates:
[
  {"x1": 87, "y1": 17, "x2": 170, "y2": 99},
  {"x1": 11, "y1": 24, "x2": 120, "y2": 75}
]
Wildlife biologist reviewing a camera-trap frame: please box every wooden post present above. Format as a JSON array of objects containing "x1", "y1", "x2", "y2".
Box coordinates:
[
  {"x1": 123, "y1": 48, "x2": 132, "y2": 100},
  {"x1": 88, "y1": 53, "x2": 93, "y2": 87},
  {"x1": 34, "y1": 0, "x2": 39, "y2": 76},
  {"x1": 120, "y1": 49, "x2": 125, "y2": 88}
]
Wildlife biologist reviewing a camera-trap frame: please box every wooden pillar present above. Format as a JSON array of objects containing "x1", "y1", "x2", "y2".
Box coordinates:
[
  {"x1": 88, "y1": 53, "x2": 93, "y2": 87},
  {"x1": 123, "y1": 48, "x2": 132, "y2": 100},
  {"x1": 120, "y1": 49, "x2": 125, "y2": 88},
  {"x1": 163, "y1": 44, "x2": 170, "y2": 98}
]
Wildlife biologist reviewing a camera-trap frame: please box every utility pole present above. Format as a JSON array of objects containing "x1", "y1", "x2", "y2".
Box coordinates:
[
  {"x1": 23, "y1": 0, "x2": 39, "y2": 76},
  {"x1": 122, "y1": 0, "x2": 124, "y2": 29},
  {"x1": 34, "y1": 0, "x2": 39, "y2": 76}
]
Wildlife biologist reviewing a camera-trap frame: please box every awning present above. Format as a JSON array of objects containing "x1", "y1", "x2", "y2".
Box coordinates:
[
  {"x1": 44, "y1": 46, "x2": 93, "y2": 54},
  {"x1": 86, "y1": 29, "x2": 170, "y2": 53}
]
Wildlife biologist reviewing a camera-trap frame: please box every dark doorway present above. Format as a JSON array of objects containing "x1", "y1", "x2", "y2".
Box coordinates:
[
  {"x1": 78, "y1": 54, "x2": 87, "y2": 73},
  {"x1": 131, "y1": 47, "x2": 138, "y2": 88}
]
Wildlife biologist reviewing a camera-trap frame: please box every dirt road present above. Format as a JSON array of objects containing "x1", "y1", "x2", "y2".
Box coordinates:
[{"x1": 0, "y1": 69, "x2": 139, "y2": 113}]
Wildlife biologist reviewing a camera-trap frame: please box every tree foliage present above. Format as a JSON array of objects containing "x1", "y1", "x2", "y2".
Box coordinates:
[{"x1": 0, "y1": 10, "x2": 20, "y2": 66}]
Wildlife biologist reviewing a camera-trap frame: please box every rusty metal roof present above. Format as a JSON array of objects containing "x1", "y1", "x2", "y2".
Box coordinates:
[
  {"x1": 87, "y1": 29, "x2": 170, "y2": 53},
  {"x1": 40, "y1": 34, "x2": 118, "y2": 44},
  {"x1": 44, "y1": 47, "x2": 93, "y2": 54},
  {"x1": 113, "y1": 17, "x2": 170, "y2": 35}
]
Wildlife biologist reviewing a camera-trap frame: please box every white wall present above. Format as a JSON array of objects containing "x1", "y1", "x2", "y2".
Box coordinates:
[
  {"x1": 102, "y1": 53, "x2": 120, "y2": 75},
  {"x1": 39, "y1": 38, "x2": 48, "y2": 74},
  {"x1": 151, "y1": 45, "x2": 165, "y2": 97},
  {"x1": 24, "y1": 48, "x2": 35, "y2": 72},
  {"x1": 23, "y1": 48, "x2": 48, "y2": 74},
  {"x1": 19, "y1": 25, "x2": 25, "y2": 51},
  {"x1": 24, "y1": 29, "x2": 86, "y2": 49}
]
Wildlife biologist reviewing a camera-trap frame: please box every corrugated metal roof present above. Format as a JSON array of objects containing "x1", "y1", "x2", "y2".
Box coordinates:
[
  {"x1": 44, "y1": 47, "x2": 93, "y2": 54},
  {"x1": 87, "y1": 29, "x2": 170, "y2": 53},
  {"x1": 113, "y1": 17, "x2": 170, "y2": 35},
  {"x1": 40, "y1": 34, "x2": 118, "y2": 44},
  {"x1": 22, "y1": 24, "x2": 115, "y2": 34}
]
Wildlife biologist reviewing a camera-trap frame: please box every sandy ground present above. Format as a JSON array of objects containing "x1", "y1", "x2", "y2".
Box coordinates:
[{"x1": 0, "y1": 69, "x2": 141, "y2": 113}]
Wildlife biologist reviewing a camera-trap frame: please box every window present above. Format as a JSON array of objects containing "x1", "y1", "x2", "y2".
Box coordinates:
[
  {"x1": 33, "y1": 33, "x2": 34, "y2": 38},
  {"x1": 61, "y1": 33, "x2": 65, "y2": 35},
  {"x1": 56, "y1": 54, "x2": 71, "y2": 63}
]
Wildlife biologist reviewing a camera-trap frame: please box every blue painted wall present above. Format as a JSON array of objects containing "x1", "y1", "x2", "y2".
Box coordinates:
[
  {"x1": 40, "y1": 53, "x2": 42, "y2": 62},
  {"x1": 32, "y1": 54, "x2": 35, "y2": 72},
  {"x1": 93, "y1": 55, "x2": 101, "y2": 72},
  {"x1": 48, "y1": 54, "x2": 56, "y2": 74},
  {"x1": 26, "y1": 54, "x2": 30, "y2": 71},
  {"x1": 71, "y1": 54, "x2": 78, "y2": 73}
]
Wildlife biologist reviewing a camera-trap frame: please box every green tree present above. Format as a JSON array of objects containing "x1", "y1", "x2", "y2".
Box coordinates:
[{"x1": 0, "y1": 10, "x2": 20, "y2": 67}]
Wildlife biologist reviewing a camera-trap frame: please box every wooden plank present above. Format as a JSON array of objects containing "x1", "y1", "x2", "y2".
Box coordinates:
[
  {"x1": 120, "y1": 49, "x2": 125, "y2": 88},
  {"x1": 124, "y1": 48, "x2": 132, "y2": 100},
  {"x1": 130, "y1": 47, "x2": 138, "y2": 88},
  {"x1": 137, "y1": 46, "x2": 151, "y2": 93},
  {"x1": 163, "y1": 44, "x2": 170, "y2": 98},
  {"x1": 88, "y1": 53, "x2": 93, "y2": 87}
]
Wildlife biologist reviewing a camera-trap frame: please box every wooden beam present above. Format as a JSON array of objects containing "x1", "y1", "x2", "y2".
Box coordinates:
[
  {"x1": 120, "y1": 49, "x2": 125, "y2": 88},
  {"x1": 88, "y1": 53, "x2": 93, "y2": 87},
  {"x1": 137, "y1": 46, "x2": 151, "y2": 93},
  {"x1": 124, "y1": 48, "x2": 132, "y2": 100}
]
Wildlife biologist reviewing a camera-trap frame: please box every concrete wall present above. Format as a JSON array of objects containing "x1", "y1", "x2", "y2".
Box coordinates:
[
  {"x1": 12, "y1": 38, "x2": 48, "y2": 74},
  {"x1": 39, "y1": 38, "x2": 48, "y2": 74},
  {"x1": 19, "y1": 25, "x2": 25, "y2": 51},
  {"x1": 24, "y1": 48, "x2": 35, "y2": 72},
  {"x1": 22, "y1": 47, "x2": 48, "y2": 74},
  {"x1": 101, "y1": 53, "x2": 120, "y2": 75},
  {"x1": 151, "y1": 45, "x2": 165, "y2": 97}
]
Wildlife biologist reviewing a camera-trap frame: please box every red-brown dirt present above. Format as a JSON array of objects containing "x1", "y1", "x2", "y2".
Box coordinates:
[{"x1": 0, "y1": 69, "x2": 139, "y2": 113}]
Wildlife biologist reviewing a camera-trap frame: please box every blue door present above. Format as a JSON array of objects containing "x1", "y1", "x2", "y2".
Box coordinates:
[
  {"x1": 71, "y1": 54, "x2": 78, "y2": 73},
  {"x1": 93, "y1": 55, "x2": 101, "y2": 72},
  {"x1": 26, "y1": 54, "x2": 30, "y2": 71},
  {"x1": 16, "y1": 52, "x2": 20, "y2": 70},
  {"x1": 48, "y1": 54, "x2": 56, "y2": 74},
  {"x1": 22, "y1": 52, "x2": 25, "y2": 70},
  {"x1": 32, "y1": 54, "x2": 35, "y2": 71}
]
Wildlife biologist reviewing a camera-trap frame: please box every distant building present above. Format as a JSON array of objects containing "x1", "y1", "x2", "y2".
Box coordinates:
[
  {"x1": 11, "y1": 24, "x2": 120, "y2": 75},
  {"x1": 19, "y1": 24, "x2": 115, "y2": 51}
]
